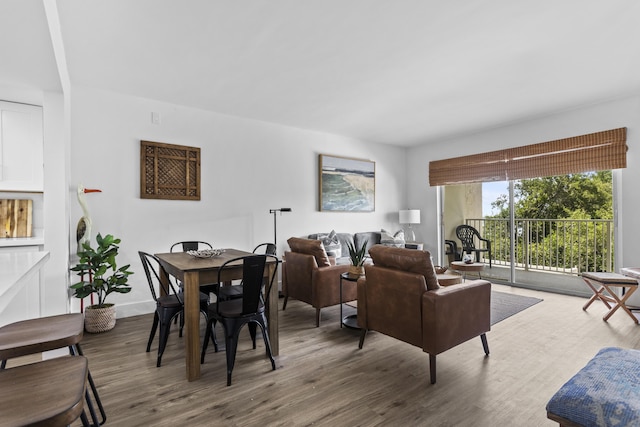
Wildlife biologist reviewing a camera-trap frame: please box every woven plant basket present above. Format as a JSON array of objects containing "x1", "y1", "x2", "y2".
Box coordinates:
[
  {"x1": 84, "y1": 304, "x2": 116, "y2": 333},
  {"x1": 348, "y1": 265, "x2": 365, "y2": 279}
]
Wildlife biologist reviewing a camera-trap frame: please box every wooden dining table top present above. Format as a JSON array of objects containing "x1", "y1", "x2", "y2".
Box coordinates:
[{"x1": 155, "y1": 248, "x2": 273, "y2": 271}]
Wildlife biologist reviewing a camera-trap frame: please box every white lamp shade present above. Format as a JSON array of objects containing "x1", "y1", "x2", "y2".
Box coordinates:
[{"x1": 399, "y1": 209, "x2": 420, "y2": 224}]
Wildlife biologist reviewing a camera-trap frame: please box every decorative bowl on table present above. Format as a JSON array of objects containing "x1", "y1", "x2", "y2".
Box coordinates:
[{"x1": 187, "y1": 249, "x2": 225, "y2": 258}]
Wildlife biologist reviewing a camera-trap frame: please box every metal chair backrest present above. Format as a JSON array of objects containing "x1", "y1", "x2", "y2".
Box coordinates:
[
  {"x1": 170, "y1": 241, "x2": 213, "y2": 252},
  {"x1": 216, "y1": 255, "x2": 270, "y2": 315},
  {"x1": 253, "y1": 243, "x2": 277, "y2": 256},
  {"x1": 138, "y1": 251, "x2": 182, "y2": 304}
]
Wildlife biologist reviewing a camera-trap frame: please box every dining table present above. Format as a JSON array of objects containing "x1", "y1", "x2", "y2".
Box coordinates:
[{"x1": 155, "y1": 248, "x2": 279, "y2": 381}]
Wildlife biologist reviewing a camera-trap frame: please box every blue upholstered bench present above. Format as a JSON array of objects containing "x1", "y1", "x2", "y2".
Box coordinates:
[{"x1": 546, "y1": 347, "x2": 640, "y2": 426}]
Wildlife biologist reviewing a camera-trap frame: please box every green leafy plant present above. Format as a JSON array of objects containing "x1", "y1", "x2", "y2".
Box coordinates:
[
  {"x1": 347, "y1": 239, "x2": 368, "y2": 267},
  {"x1": 70, "y1": 233, "x2": 133, "y2": 308}
]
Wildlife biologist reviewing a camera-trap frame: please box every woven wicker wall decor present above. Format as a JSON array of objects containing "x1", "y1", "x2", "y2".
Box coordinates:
[{"x1": 140, "y1": 140, "x2": 201, "y2": 200}]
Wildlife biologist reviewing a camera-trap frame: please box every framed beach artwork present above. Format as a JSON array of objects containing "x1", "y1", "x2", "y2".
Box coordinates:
[{"x1": 319, "y1": 154, "x2": 375, "y2": 212}]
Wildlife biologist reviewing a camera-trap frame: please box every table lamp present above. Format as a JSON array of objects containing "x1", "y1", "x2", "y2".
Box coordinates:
[{"x1": 399, "y1": 209, "x2": 420, "y2": 242}]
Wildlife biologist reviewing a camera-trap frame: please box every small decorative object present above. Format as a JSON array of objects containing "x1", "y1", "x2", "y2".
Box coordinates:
[
  {"x1": 463, "y1": 254, "x2": 475, "y2": 264},
  {"x1": 187, "y1": 248, "x2": 225, "y2": 258},
  {"x1": 70, "y1": 233, "x2": 133, "y2": 333},
  {"x1": 434, "y1": 266, "x2": 448, "y2": 275},
  {"x1": 140, "y1": 140, "x2": 201, "y2": 201},
  {"x1": 75, "y1": 184, "x2": 101, "y2": 254},
  {"x1": 347, "y1": 239, "x2": 368, "y2": 278}
]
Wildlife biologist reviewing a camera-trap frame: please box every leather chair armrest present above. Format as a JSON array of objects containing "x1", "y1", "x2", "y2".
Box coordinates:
[
  {"x1": 311, "y1": 264, "x2": 351, "y2": 307},
  {"x1": 422, "y1": 280, "x2": 491, "y2": 354},
  {"x1": 283, "y1": 251, "x2": 317, "y2": 303}
]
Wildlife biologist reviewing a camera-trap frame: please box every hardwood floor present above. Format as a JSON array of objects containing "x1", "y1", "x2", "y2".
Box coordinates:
[{"x1": 64, "y1": 284, "x2": 640, "y2": 426}]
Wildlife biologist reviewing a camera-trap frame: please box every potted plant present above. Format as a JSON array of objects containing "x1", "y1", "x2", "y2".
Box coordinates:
[
  {"x1": 346, "y1": 239, "x2": 368, "y2": 278},
  {"x1": 70, "y1": 233, "x2": 133, "y2": 333}
]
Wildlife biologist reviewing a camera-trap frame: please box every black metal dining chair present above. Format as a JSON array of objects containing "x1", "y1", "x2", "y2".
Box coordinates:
[
  {"x1": 139, "y1": 251, "x2": 211, "y2": 367},
  {"x1": 216, "y1": 243, "x2": 278, "y2": 302},
  {"x1": 170, "y1": 241, "x2": 213, "y2": 253},
  {"x1": 253, "y1": 242, "x2": 277, "y2": 256},
  {"x1": 200, "y1": 254, "x2": 278, "y2": 385}
]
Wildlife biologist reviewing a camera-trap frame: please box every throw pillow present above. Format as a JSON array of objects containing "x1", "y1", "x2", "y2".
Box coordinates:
[
  {"x1": 317, "y1": 230, "x2": 342, "y2": 258},
  {"x1": 380, "y1": 228, "x2": 406, "y2": 248},
  {"x1": 369, "y1": 246, "x2": 440, "y2": 290},
  {"x1": 287, "y1": 237, "x2": 331, "y2": 267}
]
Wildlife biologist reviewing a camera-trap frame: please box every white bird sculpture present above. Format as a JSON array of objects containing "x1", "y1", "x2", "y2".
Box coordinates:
[{"x1": 76, "y1": 184, "x2": 102, "y2": 253}]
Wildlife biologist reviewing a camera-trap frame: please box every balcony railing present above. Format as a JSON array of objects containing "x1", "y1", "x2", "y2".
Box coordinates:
[{"x1": 464, "y1": 218, "x2": 614, "y2": 274}]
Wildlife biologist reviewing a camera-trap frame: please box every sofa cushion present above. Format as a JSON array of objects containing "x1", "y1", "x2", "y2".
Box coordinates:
[
  {"x1": 287, "y1": 237, "x2": 331, "y2": 267},
  {"x1": 369, "y1": 245, "x2": 440, "y2": 290},
  {"x1": 309, "y1": 232, "x2": 356, "y2": 258},
  {"x1": 317, "y1": 230, "x2": 341, "y2": 258},
  {"x1": 380, "y1": 229, "x2": 406, "y2": 248},
  {"x1": 354, "y1": 232, "x2": 382, "y2": 253}
]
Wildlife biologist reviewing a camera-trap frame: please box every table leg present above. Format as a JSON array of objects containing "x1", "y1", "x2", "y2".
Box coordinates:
[
  {"x1": 183, "y1": 271, "x2": 201, "y2": 381},
  {"x1": 267, "y1": 263, "x2": 279, "y2": 356},
  {"x1": 340, "y1": 275, "x2": 343, "y2": 328},
  {"x1": 602, "y1": 284, "x2": 639, "y2": 324},
  {"x1": 582, "y1": 278, "x2": 612, "y2": 311}
]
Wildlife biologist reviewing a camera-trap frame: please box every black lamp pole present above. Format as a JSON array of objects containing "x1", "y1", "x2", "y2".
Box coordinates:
[{"x1": 269, "y1": 208, "x2": 292, "y2": 249}]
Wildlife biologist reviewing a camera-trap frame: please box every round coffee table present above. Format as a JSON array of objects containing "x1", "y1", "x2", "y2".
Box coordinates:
[{"x1": 450, "y1": 261, "x2": 485, "y2": 281}]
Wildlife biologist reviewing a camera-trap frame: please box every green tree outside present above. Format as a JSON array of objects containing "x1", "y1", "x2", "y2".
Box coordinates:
[{"x1": 486, "y1": 171, "x2": 613, "y2": 272}]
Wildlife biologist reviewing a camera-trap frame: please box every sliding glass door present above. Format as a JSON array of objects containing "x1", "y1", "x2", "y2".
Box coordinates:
[{"x1": 442, "y1": 172, "x2": 615, "y2": 293}]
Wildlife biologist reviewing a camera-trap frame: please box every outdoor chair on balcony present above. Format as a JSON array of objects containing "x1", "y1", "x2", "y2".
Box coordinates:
[
  {"x1": 456, "y1": 224, "x2": 492, "y2": 268},
  {"x1": 444, "y1": 240, "x2": 461, "y2": 265}
]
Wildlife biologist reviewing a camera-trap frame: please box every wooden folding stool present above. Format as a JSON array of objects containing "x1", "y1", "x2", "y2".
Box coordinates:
[{"x1": 581, "y1": 272, "x2": 639, "y2": 324}]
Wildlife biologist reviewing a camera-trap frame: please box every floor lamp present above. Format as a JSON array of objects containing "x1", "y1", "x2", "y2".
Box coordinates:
[{"x1": 269, "y1": 208, "x2": 292, "y2": 251}]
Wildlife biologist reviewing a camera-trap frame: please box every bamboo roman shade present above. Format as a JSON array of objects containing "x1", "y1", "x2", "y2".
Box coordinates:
[{"x1": 429, "y1": 128, "x2": 627, "y2": 186}]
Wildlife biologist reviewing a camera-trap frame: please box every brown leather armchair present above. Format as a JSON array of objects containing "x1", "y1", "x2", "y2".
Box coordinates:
[
  {"x1": 357, "y1": 245, "x2": 491, "y2": 384},
  {"x1": 283, "y1": 237, "x2": 352, "y2": 326}
]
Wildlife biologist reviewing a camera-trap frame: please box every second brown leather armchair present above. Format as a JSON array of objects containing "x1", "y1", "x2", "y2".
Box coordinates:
[
  {"x1": 357, "y1": 245, "x2": 491, "y2": 384},
  {"x1": 283, "y1": 237, "x2": 352, "y2": 327}
]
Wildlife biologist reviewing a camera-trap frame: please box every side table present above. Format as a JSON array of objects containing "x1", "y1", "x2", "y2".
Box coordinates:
[
  {"x1": 450, "y1": 261, "x2": 485, "y2": 281},
  {"x1": 340, "y1": 272, "x2": 361, "y2": 329},
  {"x1": 437, "y1": 273, "x2": 462, "y2": 287}
]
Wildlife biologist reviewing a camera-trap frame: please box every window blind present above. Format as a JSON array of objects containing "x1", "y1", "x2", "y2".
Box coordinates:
[{"x1": 428, "y1": 127, "x2": 627, "y2": 186}]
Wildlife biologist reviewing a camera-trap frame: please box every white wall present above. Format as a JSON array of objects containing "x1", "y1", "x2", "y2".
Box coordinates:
[
  {"x1": 406, "y1": 95, "x2": 640, "y2": 270},
  {"x1": 69, "y1": 86, "x2": 407, "y2": 317}
]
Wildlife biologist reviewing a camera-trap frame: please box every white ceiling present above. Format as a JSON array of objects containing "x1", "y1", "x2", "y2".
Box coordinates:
[{"x1": 3, "y1": 1, "x2": 640, "y2": 146}]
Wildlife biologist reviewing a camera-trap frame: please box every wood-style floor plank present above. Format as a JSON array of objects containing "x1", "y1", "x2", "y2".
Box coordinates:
[{"x1": 68, "y1": 284, "x2": 640, "y2": 426}]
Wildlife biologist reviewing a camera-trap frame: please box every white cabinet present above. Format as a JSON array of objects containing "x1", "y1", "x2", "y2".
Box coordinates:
[
  {"x1": 0, "y1": 101, "x2": 43, "y2": 192},
  {"x1": 0, "y1": 251, "x2": 49, "y2": 327}
]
